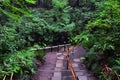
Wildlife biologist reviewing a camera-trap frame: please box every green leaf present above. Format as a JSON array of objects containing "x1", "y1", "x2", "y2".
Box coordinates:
[{"x1": 25, "y1": 0, "x2": 36, "y2": 4}]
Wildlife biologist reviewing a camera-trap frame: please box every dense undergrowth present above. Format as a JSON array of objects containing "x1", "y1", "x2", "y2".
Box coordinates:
[
  {"x1": 0, "y1": 0, "x2": 120, "y2": 80},
  {"x1": 73, "y1": 0, "x2": 120, "y2": 80}
]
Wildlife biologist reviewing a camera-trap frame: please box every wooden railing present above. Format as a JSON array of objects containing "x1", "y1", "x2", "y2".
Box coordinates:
[
  {"x1": 31, "y1": 44, "x2": 71, "y2": 52},
  {"x1": 66, "y1": 46, "x2": 78, "y2": 80},
  {"x1": 31, "y1": 44, "x2": 78, "y2": 80}
]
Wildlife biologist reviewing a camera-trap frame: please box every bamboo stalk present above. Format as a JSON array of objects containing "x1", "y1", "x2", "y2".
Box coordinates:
[
  {"x1": 113, "y1": 70, "x2": 120, "y2": 80},
  {"x1": 10, "y1": 72, "x2": 13, "y2": 80},
  {"x1": 3, "y1": 75, "x2": 6, "y2": 80}
]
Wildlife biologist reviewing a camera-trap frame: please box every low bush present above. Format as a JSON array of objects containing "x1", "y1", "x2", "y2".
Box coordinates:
[{"x1": 0, "y1": 45, "x2": 45, "y2": 80}]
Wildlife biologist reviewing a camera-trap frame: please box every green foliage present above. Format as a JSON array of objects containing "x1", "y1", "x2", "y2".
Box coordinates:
[
  {"x1": 52, "y1": 0, "x2": 68, "y2": 9},
  {"x1": 27, "y1": 7, "x2": 75, "y2": 45},
  {"x1": 0, "y1": 49, "x2": 35, "y2": 78},
  {"x1": 0, "y1": 45, "x2": 45, "y2": 79},
  {"x1": 69, "y1": 1, "x2": 98, "y2": 42},
  {"x1": 34, "y1": 6, "x2": 74, "y2": 32},
  {"x1": 112, "y1": 58, "x2": 120, "y2": 73},
  {"x1": 86, "y1": 0, "x2": 120, "y2": 52},
  {"x1": 0, "y1": 0, "x2": 119, "y2": 80},
  {"x1": 73, "y1": 0, "x2": 120, "y2": 79},
  {"x1": 99, "y1": 72, "x2": 110, "y2": 80},
  {"x1": 0, "y1": 0, "x2": 34, "y2": 23},
  {"x1": 30, "y1": 44, "x2": 45, "y2": 60},
  {"x1": 0, "y1": 5, "x2": 75, "y2": 54},
  {"x1": 25, "y1": 0, "x2": 36, "y2": 4},
  {"x1": 0, "y1": 26, "x2": 26, "y2": 53},
  {"x1": 73, "y1": 31, "x2": 94, "y2": 47}
]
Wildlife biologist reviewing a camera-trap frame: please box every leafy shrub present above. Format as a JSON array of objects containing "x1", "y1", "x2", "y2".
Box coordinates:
[
  {"x1": 0, "y1": 26, "x2": 26, "y2": 53},
  {"x1": 0, "y1": 50, "x2": 34, "y2": 79},
  {"x1": 73, "y1": 0, "x2": 120, "y2": 79},
  {"x1": 69, "y1": 1, "x2": 98, "y2": 43},
  {"x1": 0, "y1": 45, "x2": 45, "y2": 80},
  {"x1": 32, "y1": 6, "x2": 75, "y2": 32},
  {"x1": 52, "y1": 0, "x2": 68, "y2": 9},
  {"x1": 112, "y1": 58, "x2": 120, "y2": 73}
]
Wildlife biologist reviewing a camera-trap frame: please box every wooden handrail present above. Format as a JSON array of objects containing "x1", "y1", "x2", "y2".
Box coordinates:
[
  {"x1": 30, "y1": 44, "x2": 71, "y2": 51},
  {"x1": 66, "y1": 46, "x2": 78, "y2": 80}
]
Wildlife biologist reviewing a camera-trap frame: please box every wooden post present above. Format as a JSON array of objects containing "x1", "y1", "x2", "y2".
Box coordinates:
[
  {"x1": 68, "y1": 45, "x2": 69, "y2": 51},
  {"x1": 64, "y1": 44, "x2": 66, "y2": 51},
  {"x1": 51, "y1": 46, "x2": 52, "y2": 52},
  {"x1": 43, "y1": 48, "x2": 45, "y2": 53},
  {"x1": 66, "y1": 55, "x2": 69, "y2": 69},
  {"x1": 58, "y1": 45, "x2": 60, "y2": 52}
]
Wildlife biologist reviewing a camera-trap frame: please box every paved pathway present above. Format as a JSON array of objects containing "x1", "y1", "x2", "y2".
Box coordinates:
[{"x1": 32, "y1": 46, "x2": 97, "y2": 80}]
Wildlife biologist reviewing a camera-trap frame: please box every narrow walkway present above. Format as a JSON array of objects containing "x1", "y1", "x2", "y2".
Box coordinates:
[{"x1": 32, "y1": 46, "x2": 97, "y2": 80}]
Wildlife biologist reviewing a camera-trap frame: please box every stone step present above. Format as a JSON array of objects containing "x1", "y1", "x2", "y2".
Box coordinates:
[
  {"x1": 52, "y1": 72, "x2": 62, "y2": 80},
  {"x1": 37, "y1": 72, "x2": 53, "y2": 77},
  {"x1": 78, "y1": 76, "x2": 87, "y2": 80},
  {"x1": 87, "y1": 76, "x2": 97, "y2": 80},
  {"x1": 57, "y1": 56, "x2": 64, "y2": 60},
  {"x1": 63, "y1": 76, "x2": 74, "y2": 80},
  {"x1": 62, "y1": 70, "x2": 87, "y2": 76},
  {"x1": 56, "y1": 61, "x2": 63, "y2": 67},
  {"x1": 51, "y1": 77, "x2": 62, "y2": 80},
  {"x1": 63, "y1": 75, "x2": 88, "y2": 80},
  {"x1": 51, "y1": 75, "x2": 96, "y2": 80},
  {"x1": 38, "y1": 72, "x2": 93, "y2": 80},
  {"x1": 53, "y1": 72, "x2": 62, "y2": 77},
  {"x1": 38, "y1": 76, "x2": 51, "y2": 80}
]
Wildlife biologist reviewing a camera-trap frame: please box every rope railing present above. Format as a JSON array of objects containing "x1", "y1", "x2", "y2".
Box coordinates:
[{"x1": 65, "y1": 46, "x2": 78, "y2": 80}]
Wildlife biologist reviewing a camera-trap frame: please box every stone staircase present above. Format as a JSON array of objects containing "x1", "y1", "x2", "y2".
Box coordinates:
[
  {"x1": 32, "y1": 46, "x2": 97, "y2": 80},
  {"x1": 51, "y1": 50, "x2": 96, "y2": 80}
]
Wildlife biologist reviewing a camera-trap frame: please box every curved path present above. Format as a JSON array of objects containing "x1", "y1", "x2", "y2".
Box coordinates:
[{"x1": 32, "y1": 46, "x2": 97, "y2": 80}]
